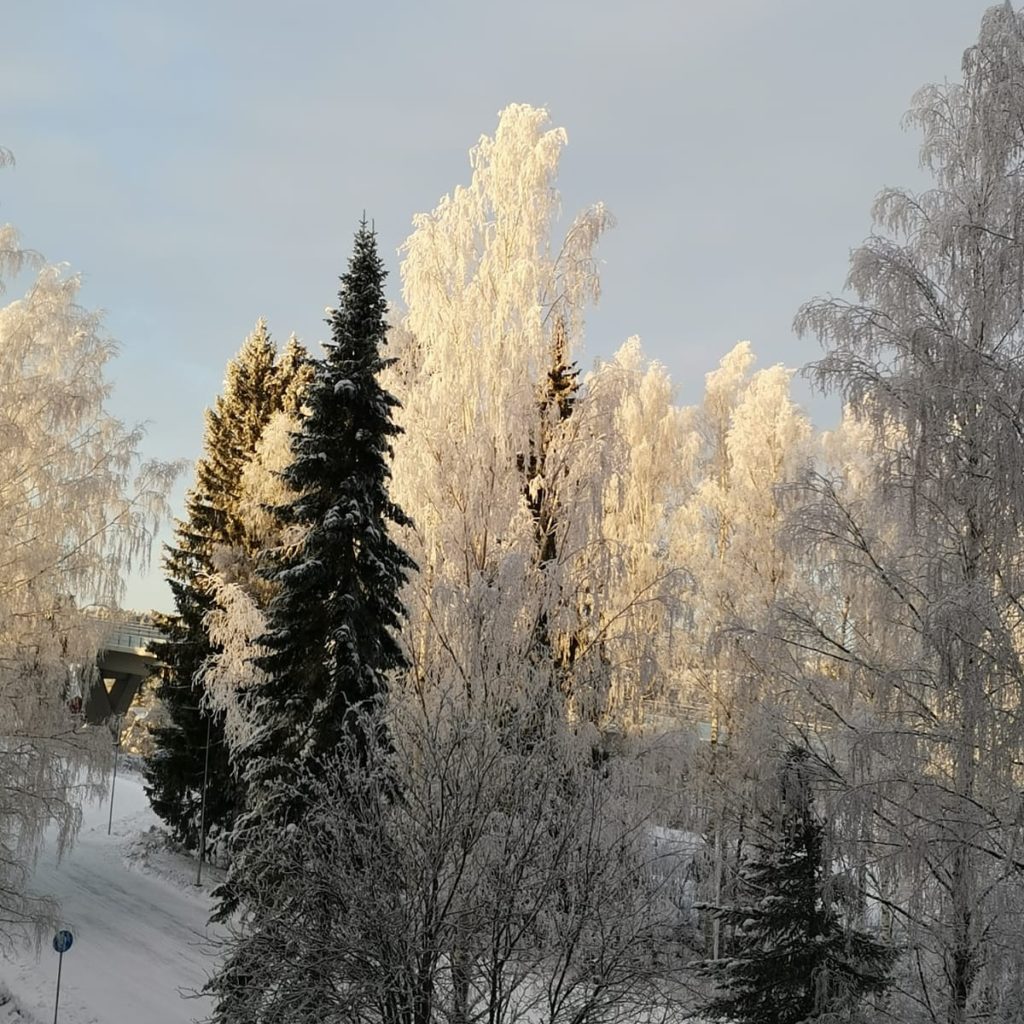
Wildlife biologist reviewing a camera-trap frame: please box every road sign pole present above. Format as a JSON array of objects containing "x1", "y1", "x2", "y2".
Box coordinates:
[
  {"x1": 53, "y1": 950, "x2": 63, "y2": 1024},
  {"x1": 51, "y1": 930, "x2": 73, "y2": 1024}
]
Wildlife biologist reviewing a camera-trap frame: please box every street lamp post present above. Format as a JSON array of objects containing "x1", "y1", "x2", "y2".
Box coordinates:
[
  {"x1": 196, "y1": 711, "x2": 212, "y2": 885},
  {"x1": 107, "y1": 713, "x2": 123, "y2": 836}
]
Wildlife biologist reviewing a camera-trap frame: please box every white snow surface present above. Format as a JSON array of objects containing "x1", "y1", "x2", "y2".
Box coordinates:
[{"x1": 0, "y1": 767, "x2": 221, "y2": 1024}]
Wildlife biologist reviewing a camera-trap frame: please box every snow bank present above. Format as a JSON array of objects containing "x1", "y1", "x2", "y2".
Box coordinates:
[{"x1": 0, "y1": 767, "x2": 221, "y2": 1024}]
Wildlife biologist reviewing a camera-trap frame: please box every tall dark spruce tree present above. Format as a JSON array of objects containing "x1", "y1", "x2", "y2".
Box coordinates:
[
  {"x1": 699, "y1": 746, "x2": 896, "y2": 1024},
  {"x1": 145, "y1": 323, "x2": 307, "y2": 850},
  {"x1": 212, "y1": 220, "x2": 415, "y2": 924}
]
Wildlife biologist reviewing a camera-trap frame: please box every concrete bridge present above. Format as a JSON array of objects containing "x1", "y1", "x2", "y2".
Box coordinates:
[{"x1": 85, "y1": 619, "x2": 164, "y2": 724}]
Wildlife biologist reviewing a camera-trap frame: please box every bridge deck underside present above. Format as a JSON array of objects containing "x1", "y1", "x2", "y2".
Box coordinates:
[{"x1": 87, "y1": 647, "x2": 159, "y2": 725}]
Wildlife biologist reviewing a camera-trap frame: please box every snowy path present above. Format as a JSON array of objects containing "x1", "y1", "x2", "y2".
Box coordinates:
[{"x1": 0, "y1": 770, "x2": 221, "y2": 1024}]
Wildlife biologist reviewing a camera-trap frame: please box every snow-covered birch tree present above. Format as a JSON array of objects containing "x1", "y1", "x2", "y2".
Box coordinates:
[
  {"x1": 0, "y1": 157, "x2": 176, "y2": 935},
  {"x1": 391, "y1": 104, "x2": 684, "y2": 732},
  {"x1": 672, "y1": 343, "x2": 812, "y2": 739},
  {"x1": 666, "y1": 342, "x2": 812, "y2": 959},
  {"x1": 789, "y1": 7, "x2": 1024, "y2": 1018}
]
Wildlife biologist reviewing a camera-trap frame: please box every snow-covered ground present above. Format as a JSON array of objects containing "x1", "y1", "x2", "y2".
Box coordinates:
[{"x1": 0, "y1": 768, "x2": 222, "y2": 1024}]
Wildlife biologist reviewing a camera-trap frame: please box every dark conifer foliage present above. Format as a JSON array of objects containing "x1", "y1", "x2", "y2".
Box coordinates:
[
  {"x1": 699, "y1": 746, "x2": 897, "y2": 1024},
  {"x1": 146, "y1": 505, "x2": 236, "y2": 851},
  {"x1": 145, "y1": 322, "x2": 308, "y2": 850},
  {"x1": 213, "y1": 221, "x2": 414, "y2": 925},
  {"x1": 526, "y1": 315, "x2": 579, "y2": 564},
  {"x1": 247, "y1": 219, "x2": 414, "y2": 779}
]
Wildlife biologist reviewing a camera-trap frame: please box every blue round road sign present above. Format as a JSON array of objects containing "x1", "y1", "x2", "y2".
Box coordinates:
[{"x1": 52, "y1": 930, "x2": 73, "y2": 954}]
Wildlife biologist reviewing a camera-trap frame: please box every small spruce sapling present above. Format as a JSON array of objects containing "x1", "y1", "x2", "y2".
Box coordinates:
[{"x1": 699, "y1": 745, "x2": 896, "y2": 1024}]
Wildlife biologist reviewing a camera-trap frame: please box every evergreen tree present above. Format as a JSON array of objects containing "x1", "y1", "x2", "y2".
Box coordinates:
[
  {"x1": 699, "y1": 746, "x2": 896, "y2": 1024},
  {"x1": 522, "y1": 315, "x2": 578, "y2": 564},
  {"x1": 274, "y1": 333, "x2": 313, "y2": 416},
  {"x1": 146, "y1": 512, "x2": 234, "y2": 850},
  {"x1": 145, "y1": 321, "x2": 308, "y2": 850},
  {"x1": 214, "y1": 220, "x2": 414, "y2": 918}
]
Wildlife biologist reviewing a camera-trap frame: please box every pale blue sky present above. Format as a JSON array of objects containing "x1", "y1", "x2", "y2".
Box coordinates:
[{"x1": 2, "y1": 1, "x2": 995, "y2": 610}]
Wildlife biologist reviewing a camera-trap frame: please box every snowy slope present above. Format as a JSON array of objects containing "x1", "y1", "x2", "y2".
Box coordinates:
[{"x1": 0, "y1": 769, "x2": 221, "y2": 1024}]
